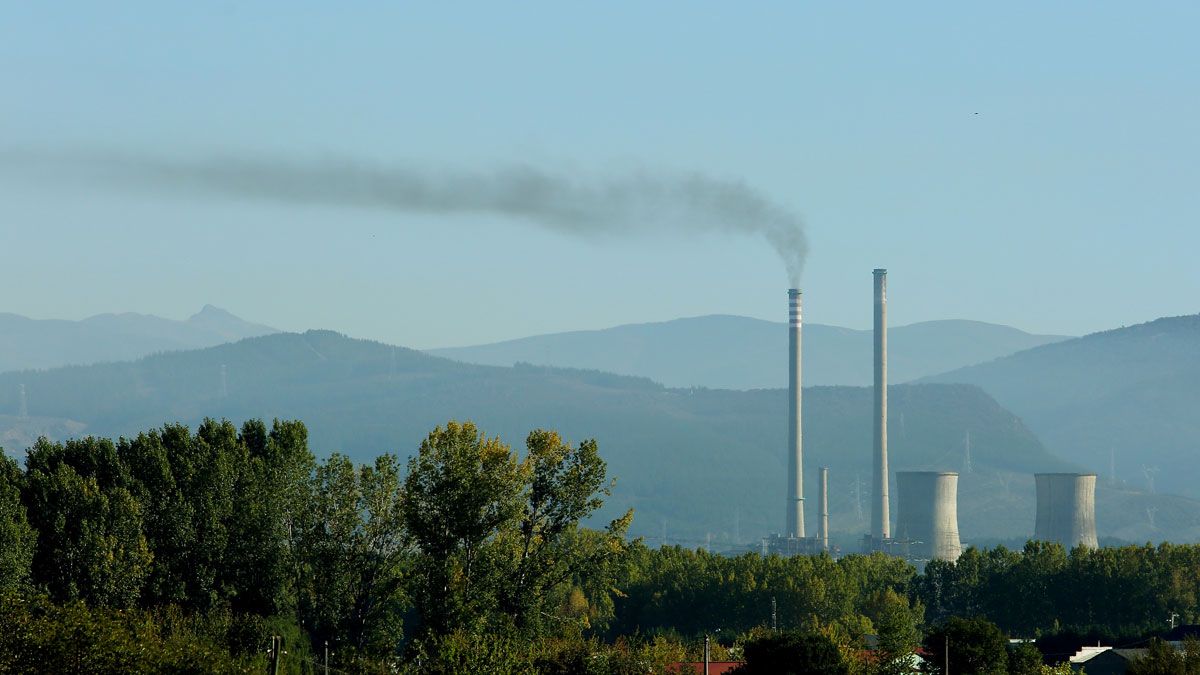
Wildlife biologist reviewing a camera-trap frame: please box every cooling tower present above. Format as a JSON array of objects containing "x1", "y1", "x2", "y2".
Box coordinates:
[
  {"x1": 818, "y1": 467, "x2": 829, "y2": 551},
  {"x1": 786, "y1": 289, "x2": 805, "y2": 537},
  {"x1": 872, "y1": 269, "x2": 890, "y2": 541},
  {"x1": 894, "y1": 471, "x2": 962, "y2": 561},
  {"x1": 1034, "y1": 473, "x2": 1098, "y2": 549}
]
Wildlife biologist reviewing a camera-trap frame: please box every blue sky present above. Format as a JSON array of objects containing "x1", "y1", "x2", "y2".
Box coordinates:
[{"x1": 2, "y1": 3, "x2": 1197, "y2": 348}]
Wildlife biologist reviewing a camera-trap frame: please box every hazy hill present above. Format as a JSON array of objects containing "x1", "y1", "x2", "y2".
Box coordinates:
[
  {"x1": 429, "y1": 315, "x2": 1069, "y2": 388},
  {"x1": 0, "y1": 305, "x2": 277, "y2": 373},
  {"x1": 2, "y1": 330, "x2": 1192, "y2": 544},
  {"x1": 925, "y1": 313, "x2": 1200, "y2": 499}
]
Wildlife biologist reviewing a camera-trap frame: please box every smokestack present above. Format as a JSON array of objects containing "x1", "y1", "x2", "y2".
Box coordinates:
[
  {"x1": 873, "y1": 269, "x2": 890, "y2": 541},
  {"x1": 895, "y1": 472, "x2": 962, "y2": 561},
  {"x1": 818, "y1": 467, "x2": 829, "y2": 551},
  {"x1": 1034, "y1": 473, "x2": 1098, "y2": 549},
  {"x1": 787, "y1": 289, "x2": 805, "y2": 537}
]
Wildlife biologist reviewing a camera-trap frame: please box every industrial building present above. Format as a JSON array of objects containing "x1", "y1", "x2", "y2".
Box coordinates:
[
  {"x1": 1034, "y1": 473, "x2": 1099, "y2": 549},
  {"x1": 762, "y1": 269, "x2": 1095, "y2": 562},
  {"x1": 893, "y1": 471, "x2": 962, "y2": 561}
]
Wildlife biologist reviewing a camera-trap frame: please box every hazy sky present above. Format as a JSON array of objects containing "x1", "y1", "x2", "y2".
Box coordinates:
[{"x1": 2, "y1": 3, "x2": 1197, "y2": 348}]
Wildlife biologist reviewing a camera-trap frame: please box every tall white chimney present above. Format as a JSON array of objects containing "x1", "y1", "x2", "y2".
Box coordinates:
[
  {"x1": 787, "y1": 288, "x2": 805, "y2": 537},
  {"x1": 873, "y1": 269, "x2": 890, "y2": 541}
]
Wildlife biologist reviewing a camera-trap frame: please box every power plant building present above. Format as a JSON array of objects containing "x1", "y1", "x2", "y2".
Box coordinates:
[
  {"x1": 894, "y1": 471, "x2": 962, "y2": 561},
  {"x1": 1034, "y1": 473, "x2": 1098, "y2": 549}
]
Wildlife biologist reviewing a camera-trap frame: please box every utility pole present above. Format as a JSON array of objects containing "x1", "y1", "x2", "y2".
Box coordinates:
[
  {"x1": 944, "y1": 634, "x2": 949, "y2": 675},
  {"x1": 771, "y1": 597, "x2": 777, "y2": 633},
  {"x1": 853, "y1": 473, "x2": 864, "y2": 523},
  {"x1": 704, "y1": 633, "x2": 710, "y2": 675},
  {"x1": 962, "y1": 431, "x2": 972, "y2": 474},
  {"x1": 324, "y1": 640, "x2": 329, "y2": 674},
  {"x1": 270, "y1": 635, "x2": 282, "y2": 675}
]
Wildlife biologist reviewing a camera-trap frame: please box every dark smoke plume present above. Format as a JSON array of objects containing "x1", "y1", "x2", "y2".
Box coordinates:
[{"x1": 2, "y1": 150, "x2": 808, "y2": 283}]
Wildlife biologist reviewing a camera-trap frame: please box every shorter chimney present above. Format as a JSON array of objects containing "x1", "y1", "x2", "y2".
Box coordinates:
[{"x1": 818, "y1": 467, "x2": 829, "y2": 551}]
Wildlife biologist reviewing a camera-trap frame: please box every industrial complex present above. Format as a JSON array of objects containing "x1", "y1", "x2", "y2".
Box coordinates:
[{"x1": 765, "y1": 269, "x2": 1098, "y2": 562}]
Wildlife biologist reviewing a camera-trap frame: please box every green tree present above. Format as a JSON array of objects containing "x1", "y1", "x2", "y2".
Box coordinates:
[
  {"x1": 867, "y1": 588, "x2": 922, "y2": 675},
  {"x1": 1127, "y1": 635, "x2": 1200, "y2": 675},
  {"x1": 922, "y1": 617, "x2": 1009, "y2": 675},
  {"x1": 0, "y1": 455, "x2": 35, "y2": 592},
  {"x1": 299, "y1": 452, "x2": 408, "y2": 661},
  {"x1": 403, "y1": 421, "x2": 524, "y2": 635},
  {"x1": 0, "y1": 593, "x2": 265, "y2": 674},
  {"x1": 1007, "y1": 641, "x2": 1043, "y2": 675},
  {"x1": 1130, "y1": 638, "x2": 1182, "y2": 675},
  {"x1": 224, "y1": 419, "x2": 314, "y2": 616},
  {"x1": 733, "y1": 630, "x2": 850, "y2": 675},
  {"x1": 118, "y1": 428, "x2": 194, "y2": 606},
  {"x1": 23, "y1": 437, "x2": 151, "y2": 608},
  {"x1": 500, "y1": 430, "x2": 633, "y2": 635}
]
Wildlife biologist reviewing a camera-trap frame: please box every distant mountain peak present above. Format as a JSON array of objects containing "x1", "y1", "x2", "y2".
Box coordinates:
[
  {"x1": 188, "y1": 304, "x2": 236, "y2": 321},
  {"x1": 0, "y1": 306, "x2": 278, "y2": 374}
]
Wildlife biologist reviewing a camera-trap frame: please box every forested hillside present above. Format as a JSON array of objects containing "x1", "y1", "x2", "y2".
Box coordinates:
[
  {"x1": 1, "y1": 330, "x2": 1191, "y2": 543},
  {"x1": 926, "y1": 313, "x2": 1200, "y2": 500},
  {"x1": 430, "y1": 315, "x2": 1069, "y2": 388}
]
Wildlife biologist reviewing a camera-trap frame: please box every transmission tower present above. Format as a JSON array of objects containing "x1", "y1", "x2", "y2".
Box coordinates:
[
  {"x1": 853, "y1": 473, "x2": 864, "y2": 524},
  {"x1": 962, "y1": 430, "x2": 973, "y2": 474},
  {"x1": 1142, "y1": 465, "x2": 1159, "y2": 494}
]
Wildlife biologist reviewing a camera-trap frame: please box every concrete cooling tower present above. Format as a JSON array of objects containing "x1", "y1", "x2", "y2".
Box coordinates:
[
  {"x1": 1034, "y1": 473, "x2": 1098, "y2": 549},
  {"x1": 894, "y1": 471, "x2": 962, "y2": 561}
]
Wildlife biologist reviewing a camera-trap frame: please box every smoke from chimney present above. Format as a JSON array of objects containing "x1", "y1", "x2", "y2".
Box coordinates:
[{"x1": 1, "y1": 149, "x2": 810, "y2": 285}]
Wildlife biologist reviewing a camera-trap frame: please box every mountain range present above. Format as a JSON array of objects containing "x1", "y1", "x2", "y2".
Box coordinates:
[
  {"x1": 429, "y1": 315, "x2": 1069, "y2": 388},
  {"x1": 0, "y1": 329, "x2": 1193, "y2": 545},
  {"x1": 926, "y1": 313, "x2": 1200, "y2": 500},
  {"x1": 0, "y1": 306, "x2": 277, "y2": 373}
]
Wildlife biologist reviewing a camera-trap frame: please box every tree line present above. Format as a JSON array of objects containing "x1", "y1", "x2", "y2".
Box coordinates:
[{"x1": 2, "y1": 418, "x2": 1200, "y2": 672}]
